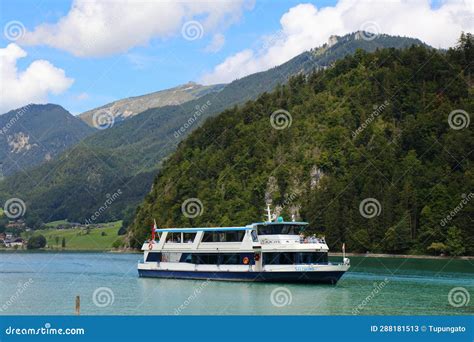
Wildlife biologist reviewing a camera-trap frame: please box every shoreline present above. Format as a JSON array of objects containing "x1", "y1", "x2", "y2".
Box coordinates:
[
  {"x1": 0, "y1": 248, "x2": 140, "y2": 254},
  {"x1": 330, "y1": 252, "x2": 474, "y2": 260}
]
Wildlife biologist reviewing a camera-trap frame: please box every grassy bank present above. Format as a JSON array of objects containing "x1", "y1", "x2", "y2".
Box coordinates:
[{"x1": 22, "y1": 221, "x2": 123, "y2": 251}]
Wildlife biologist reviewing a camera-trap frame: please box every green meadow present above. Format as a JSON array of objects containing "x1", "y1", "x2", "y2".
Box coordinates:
[{"x1": 22, "y1": 221, "x2": 123, "y2": 251}]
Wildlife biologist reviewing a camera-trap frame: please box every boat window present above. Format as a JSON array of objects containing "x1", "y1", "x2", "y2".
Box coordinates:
[
  {"x1": 179, "y1": 253, "x2": 253, "y2": 265},
  {"x1": 257, "y1": 224, "x2": 303, "y2": 235},
  {"x1": 202, "y1": 231, "x2": 245, "y2": 242},
  {"x1": 146, "y1": 252, "x2": 161, "y2": 262},
  {"x1": 220, "y1": 254, "x2": 240, "y2": 264},
  {"x1": 192, "y1": 254, "x2": 219, "y2": 265},
  {"x1": 263, "y1": 252, "x2": 295, "y2": 265},
  {"x1": 165, "y1": 232, "x2": 196, "y2": 243},
  {"x1": 183, "y1": 232, "x2": 196, "y2": 243},
  {"x1": 166, "y1": 233, "x2": 181, "y2": 243},
  {"x1": 180, "y1": 253, "x2": 193, "y2": 263},
  {"x1": 297, "y1": 252, "x2": 328, "y2": 264},
  {"x1": 263, "y1": 252, "x2": 328, "y2": 265},
  {"x1": 251, "y1": 230, "x2": 258, "y2": 242}
]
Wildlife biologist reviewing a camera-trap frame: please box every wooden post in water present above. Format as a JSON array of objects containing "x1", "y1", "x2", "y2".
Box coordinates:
[{"x1": 75, "y1": 296, "x2": 80, "y2": 315}]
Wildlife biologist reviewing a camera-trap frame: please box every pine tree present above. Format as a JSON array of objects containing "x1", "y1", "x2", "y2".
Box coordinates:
[{"x1": 446, "y1": 226, "x2": 465, "y2": 256}]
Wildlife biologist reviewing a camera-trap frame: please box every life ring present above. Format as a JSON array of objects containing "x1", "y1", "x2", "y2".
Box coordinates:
[
  {"x1": 243, "y1": 257, "x2": 250, "y2": 265},
  {"x1": 254, "y1": 253, "x2": 260, "y2": 261},
  {"x1": 148, "y1": 242, "x2": 153, "y2": 250}
]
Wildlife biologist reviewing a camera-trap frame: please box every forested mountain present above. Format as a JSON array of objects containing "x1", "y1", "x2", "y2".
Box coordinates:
[
  {"x1": 0, "y1": 104, "x2": 95, "y2": 177},
  {"x1": 79, "y1": 82, "x2": 225, "y2": 127},
  {"x1": 129, "y1": 34, "x2": 473, "y2": 255},
  {"x1": 0, "y1": 32, "x2": 429, "y2": 226}
]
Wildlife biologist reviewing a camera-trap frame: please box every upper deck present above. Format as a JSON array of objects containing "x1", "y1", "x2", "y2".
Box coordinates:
[{"x1": 142, "y1": 221, "x2": 329, "y2": 253}]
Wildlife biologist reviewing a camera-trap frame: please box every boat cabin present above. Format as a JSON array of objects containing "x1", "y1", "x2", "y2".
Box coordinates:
[{"x1": 142, "y1": 220, "x2": 330, "y2": 268}]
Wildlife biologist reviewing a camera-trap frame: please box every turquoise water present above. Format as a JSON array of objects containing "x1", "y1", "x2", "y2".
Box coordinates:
[{"x1": 0, "y1": 252, "x2": 472, "y2": 315}]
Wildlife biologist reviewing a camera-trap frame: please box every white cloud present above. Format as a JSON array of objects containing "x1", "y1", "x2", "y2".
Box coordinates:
[
  {"x1": 20, "y1": 0, "x2": 252, "y2": 57},
  {"x1": 205, "y1": 33, "x2": 226, "y2": 53},
  {"x1": 0, "y1": 43, "x2": 74, "y2": 113},
  {"x1": 126, "y1": 53, "x2": 161, "y2": 70},
  {"x1": 201, "y1": 0, "x2": 473, "y2": 84},
  {"x1": 75, "y1": 92, "x2": 89, "y2": 101}
]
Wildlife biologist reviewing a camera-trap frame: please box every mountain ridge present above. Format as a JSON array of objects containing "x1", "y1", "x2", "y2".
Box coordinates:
[{"x1": 79, "y1": 82, "x2": 225, "y2": 127}]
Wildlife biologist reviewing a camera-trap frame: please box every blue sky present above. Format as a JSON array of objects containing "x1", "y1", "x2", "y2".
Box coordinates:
[{"x1": 0, "y1": 0, "x2": 470, "y2": 114}]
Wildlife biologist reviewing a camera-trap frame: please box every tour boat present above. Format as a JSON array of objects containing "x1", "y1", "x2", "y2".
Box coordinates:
[{"x1": 138, "y1": 206, "x2": 350, "y2": 284}]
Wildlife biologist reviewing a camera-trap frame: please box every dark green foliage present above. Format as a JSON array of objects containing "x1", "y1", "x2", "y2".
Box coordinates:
[
  {"x1": 0, "y1": 33, "x2": 423, "y2": 226},
  {"x1": 119, "y1": 207, "x2": 135, "y2": 235},
  {"x1": 129, "y1": 37, "x2": 473, "y2": 255},
  {"x1": 445, "y1": 227, "x2": 465, "y2": 256},
  {"x1": 61, "y1": 237, "x2": 66, "y2": 248},
  {"x1": 27, "y1": 234, "x2": 47, "y2": 249},
  {"x1": 112, "y1": 238, "x2": 123, "y2": 249},
  {"x1": 0, "y1": 217, "x2": 7, "y2": 233}
]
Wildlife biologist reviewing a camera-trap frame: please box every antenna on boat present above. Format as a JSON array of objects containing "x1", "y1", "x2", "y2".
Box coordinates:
[
  {"x1": 342, "y1": 242, "x2": 350, "y2": 265},
  {"x1": 151, "y1": 219, "x2": 157, "y2": 242},
  {"x1": 266, "y1": 204, "x2": 273, "y2": 222}
]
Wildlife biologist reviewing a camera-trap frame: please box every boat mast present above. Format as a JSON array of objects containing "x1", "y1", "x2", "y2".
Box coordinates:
[{"x1": 266, "y1": 204, "x2": 273, "y2": 222}]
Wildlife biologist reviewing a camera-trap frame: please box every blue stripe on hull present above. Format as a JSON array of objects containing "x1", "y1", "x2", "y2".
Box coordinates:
[{"x1": 138, "y1": 269, "x2": 345, "y2": 284}]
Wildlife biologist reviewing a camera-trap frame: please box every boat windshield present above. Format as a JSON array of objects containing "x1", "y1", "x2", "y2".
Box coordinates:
[{"x1": 256, "y1": 224, "x2": 305, "y2": 235}]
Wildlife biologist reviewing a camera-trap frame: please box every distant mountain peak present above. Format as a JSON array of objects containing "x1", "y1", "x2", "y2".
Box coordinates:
[
  {"x1": 0, "y1": 103, "x2": 94, "y2": 176},
  {"x1": 327, "y1": 35, "x2": 339, "y2": 47},
  {"x1": 78, "y1": 82, "x2": 225, "y2": 127}
]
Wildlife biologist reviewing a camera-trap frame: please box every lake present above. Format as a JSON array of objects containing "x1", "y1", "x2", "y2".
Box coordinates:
[{"x1": 0, "y1": 252, "x2": 472, "y2": 315}]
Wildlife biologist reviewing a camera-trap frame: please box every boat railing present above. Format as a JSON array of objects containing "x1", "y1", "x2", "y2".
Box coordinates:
[{"x1": 299, "y1": 237, "x2": 326, "y2": 244}]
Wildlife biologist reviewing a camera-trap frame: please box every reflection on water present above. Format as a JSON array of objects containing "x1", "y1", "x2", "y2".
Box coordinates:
[{"x1": 0, "y1": 252, "x2": 472, "y2": 315}]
